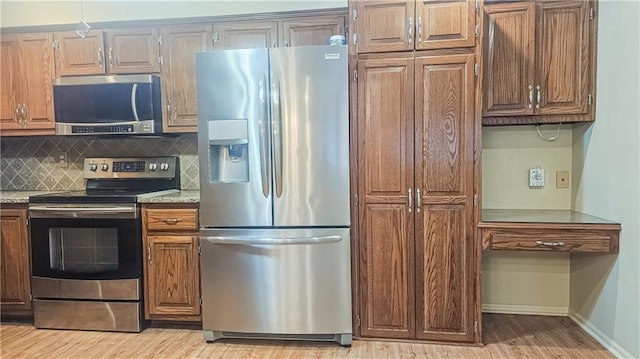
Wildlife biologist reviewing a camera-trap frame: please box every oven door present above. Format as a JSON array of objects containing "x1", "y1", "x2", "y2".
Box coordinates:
[{"x1": 29, "y1": 203, "x2": 142, "y2": 281}]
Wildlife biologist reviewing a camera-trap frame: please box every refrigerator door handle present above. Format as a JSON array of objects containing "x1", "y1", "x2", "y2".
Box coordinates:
[
  {"x1": 203, "y1": 235, "x2": 343, "y2": 245},
  {"x1": 271, "y1": 76, "x2": 284, "y2": 198},
  {"x1": 259, "y1": 74, "x2": 271, "y2": 198}
]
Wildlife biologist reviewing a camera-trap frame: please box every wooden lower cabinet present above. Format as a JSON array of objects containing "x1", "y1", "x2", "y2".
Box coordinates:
[
  {"x1": 356, "y1": 51, "x2": 478, "y2": 343},
  {"x1": 142, "y1": 204, "x2": 201, "y2": 321},
  {"x1": 0, "y1": 206, "x2": 32, "y2": 315}
]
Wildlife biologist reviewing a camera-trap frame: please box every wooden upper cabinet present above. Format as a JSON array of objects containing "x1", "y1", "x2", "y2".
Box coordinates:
[
  {"x1": 354, "y1": 1, "x2": 415, "y2": 53},
  {"x1": 535, "y1": 1, "x2": 591, "y2": 115},
  {"x1": 352, "y1": 0, "x2": 476, "y2": 53},
  {"x1": 482, "y1": 2, "x2": 535, "y2": 116},
  {"x1": 0, "y1": 35, "x2": 22, "y2": 132},
  {"x1": 281, "y1": 15, "x2": 345, "y2": 47},
  {"x1": 105, "y1": 28, "x2": 160, "y2": 73},
  {"x1": 56, "y1": 28, "x2": 160, "y2": 76},
  {"x1": 414, "y1": 53, "x2": 475, "y2": 342},
  {"x1": 415, "y1": 0, "x2": 475, "y2": 50},
  {"x1": 213, "y1": 21, "x2": 278, "y2": 50},
  {"x1": 1, "y1": 208, "x2": 32, "y2": 314},
  {"x1": 160, "y1": 25, "x2": 213, "y2": 133},
  {"x1": 0, "y1": 33, "x2": 55, "y2": 136},
  {"x1": 482, "y1": 1, "x2": 596, "y2": 123},
  {"x1": 54, "y1": 31, "x2": 105, "y2": 76}
]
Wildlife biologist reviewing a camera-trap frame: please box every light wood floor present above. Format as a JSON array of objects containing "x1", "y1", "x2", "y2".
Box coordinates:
[{"x1": 0, "y1": 314, "x2": 613, "y2": 358}]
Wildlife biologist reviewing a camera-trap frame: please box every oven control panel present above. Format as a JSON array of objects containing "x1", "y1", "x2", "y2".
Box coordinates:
[{"x1": 84, "y1": 157, "x2": 178, "y2": 179}]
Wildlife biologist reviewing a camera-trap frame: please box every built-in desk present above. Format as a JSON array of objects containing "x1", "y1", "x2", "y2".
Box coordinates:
[{"x1": 479, "y1": 209, "x2": 621, "y2": 253}]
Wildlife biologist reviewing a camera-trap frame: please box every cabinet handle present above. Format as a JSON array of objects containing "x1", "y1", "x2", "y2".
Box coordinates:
[
  {"x1": 148, "y1": 243, "x2": 152, "y2": 264},
  {"x1": 536, "y1": 85, "x2": 541, "y2": 109},
  {"x1": 408, "y1": 16, "x2": 413, "y2": 44},
  {"x1": 108, "y1": 47, "x2": 114, "y2": 68},
  {"x1": 528, "y1": 85, "x2": 533, "y2": 109},
  {"x1": 408, "y1": 188, "x2": 413, "y2": 213},
  {"x1": 536, "y1": 240, "x2": 565, "y2": 247},
  {"x1": 15, "y1": 105, "x2": 20, "y2": 124},
  {"x1": 161, "y1": 218, "x2": 182, "y2": 225},
  {"x1": 213, "y1": 32, "x2": 220, "y2": 43},
  {"x1": 272, "y1": 42, "x2": 277, "y2": 48},
  {"x1": 166, "y1": 99, "x2": 172, "y2": 119},
  {"x1": 417, "y1": 16, "x2": 423, "y2": 44},
  {"x1": 97, "y1": 47, "x2": 103, "y2": 68},
  {"x1": 284, "y1": 40, "x2": 290, "y2": 47},
  {"x1": 416, "y1": 188, "x2": 421, "y2": 213}
]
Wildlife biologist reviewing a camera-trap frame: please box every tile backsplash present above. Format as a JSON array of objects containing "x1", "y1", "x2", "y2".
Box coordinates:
[{"x1": 0, "y1": 134, "x2": 199, "y2": 191}]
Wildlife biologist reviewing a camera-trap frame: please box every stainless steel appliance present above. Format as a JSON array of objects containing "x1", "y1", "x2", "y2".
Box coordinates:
[
  {"x1": 196, "y1": 45, "x2": 351, "y2": 346},
  {"x1": 53, "y1": 75, "x2": 162, "y2": 136},
  {"x1": 28, "y1": 157, "x2": 180, "y2": 332}
]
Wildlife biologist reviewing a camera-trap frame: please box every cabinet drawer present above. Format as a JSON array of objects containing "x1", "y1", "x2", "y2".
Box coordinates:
[
  {"x1": 145, "y1": 208, "x2": 198, "y2": 231},
  {"x1": 486, "y1": 230, "x2": 615, "y2": 253}
]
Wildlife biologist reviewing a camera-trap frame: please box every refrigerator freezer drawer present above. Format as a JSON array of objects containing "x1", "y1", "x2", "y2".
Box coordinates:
[{"x1": 199, "y1": 227, "x2": 352, "y2": 336}]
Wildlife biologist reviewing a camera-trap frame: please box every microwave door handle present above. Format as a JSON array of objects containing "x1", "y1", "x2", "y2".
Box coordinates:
[{"x1": 131, "y1": 83, "x2": 140, "y2": 121}]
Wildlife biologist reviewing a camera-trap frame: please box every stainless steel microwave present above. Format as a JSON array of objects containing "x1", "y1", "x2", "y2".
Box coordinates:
[{"x1": 53, "y1": 75, "x2": 162, "y2": 136}]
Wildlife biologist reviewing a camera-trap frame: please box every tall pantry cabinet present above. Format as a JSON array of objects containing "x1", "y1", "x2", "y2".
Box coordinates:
[{"x1": 350, "y1": 0, "x2": 481, "y2": 343}]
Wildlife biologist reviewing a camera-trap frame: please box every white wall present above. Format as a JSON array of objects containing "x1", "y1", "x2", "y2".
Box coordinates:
[
  {"x1": 0, "y1": 1, "x2": 347, "y2": 28},
  {"x1": 481, "y1": 126, "x2": 574, "y2": 314},
  {"x1": 569, "y1": 1, "x2": 640, "y2": 358}
]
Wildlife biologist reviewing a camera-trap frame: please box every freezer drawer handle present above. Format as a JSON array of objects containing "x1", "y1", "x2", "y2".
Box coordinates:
[{"x1": 203, "y1": 235, "x2": 342, "y2": 245}]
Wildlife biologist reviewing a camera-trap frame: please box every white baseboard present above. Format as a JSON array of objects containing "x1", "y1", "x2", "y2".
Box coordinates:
[
  {"x1": 568, "y1": 310, "x2": 636, "y2": 359},
  {"x1": 482, "y1": 303, "x2": 568, "y2": 316}
]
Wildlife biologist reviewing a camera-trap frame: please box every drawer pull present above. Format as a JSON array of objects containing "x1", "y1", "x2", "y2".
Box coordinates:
[
  {"x1": 536, "y1": 240, "x2": 565, "y2": 247},
  {"x1": 161, "y1": 218, "x2": 183, "y2": 225}
]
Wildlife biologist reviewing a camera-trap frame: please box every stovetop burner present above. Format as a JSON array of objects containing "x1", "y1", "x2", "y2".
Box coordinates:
[{"x1": 29, "y1": 157, "x2": 180, "y2": 204}]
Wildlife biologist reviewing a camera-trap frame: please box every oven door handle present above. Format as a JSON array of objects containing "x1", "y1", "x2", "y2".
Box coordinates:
[{"x1": 29, "y1": 205, "x2": 137, "y2": 219}]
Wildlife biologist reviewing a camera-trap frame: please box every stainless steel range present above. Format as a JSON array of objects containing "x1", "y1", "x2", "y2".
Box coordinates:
[{"x1": 28, "y1": 157, "x2": 180, "y2": 333}]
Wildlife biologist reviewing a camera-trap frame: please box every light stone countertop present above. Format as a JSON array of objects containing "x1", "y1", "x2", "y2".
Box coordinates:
[
  {"x1": 137, "y1": 190, "x2": 200, "y2": 204},
  {"x1": 0, "y1": 191, "x2": 62, "y2": 204}
]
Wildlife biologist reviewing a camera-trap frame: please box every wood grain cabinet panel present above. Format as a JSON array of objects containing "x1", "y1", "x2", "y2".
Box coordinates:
[
  {"x1": 281, "y1": 15, "x2": 345, "y2": 47},
  {"x1": 0, "y1": 207, "x2": 32, "y2": 315},
  {"x1": 213, "y1": 21, "x2": 278, "y2": 50},
  {"x1": 105, "y1": 28, "x2": 160, "y2": 74},
  {"x1": 352, "y1": 0, "x2": 475, "y2": 53},
  {"x1": 1, "y1": 33, "x2": 55, "y2": 136},
  {"x1": 54, "y1": 31, "x2": 105, "y2": 76},
  {"x1": 482, "y1": 1, "x2": 596, "y2": 124},
  {"x1": 143, "y1": 204, "x2": 201, "y2": 321},
  {"x1": 160, "y1": 25, "x2": 212, "y2": 133},
  {"x1": 145, "y1": 235, "x2": 201, "y2": 317},
  {"x1": 356, "y1": 53, "x2": 478, "y2": 343}
]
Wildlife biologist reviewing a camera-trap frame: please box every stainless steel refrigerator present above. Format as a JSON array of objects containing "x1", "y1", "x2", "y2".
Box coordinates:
[{"x1": 196, "y1": 45, "x2": 351, "y2": 346}]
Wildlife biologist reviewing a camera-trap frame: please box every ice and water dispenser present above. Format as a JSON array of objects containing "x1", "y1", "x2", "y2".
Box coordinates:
[{"x1": 207, "y1": 119, "x2": 249, "y2": 182}]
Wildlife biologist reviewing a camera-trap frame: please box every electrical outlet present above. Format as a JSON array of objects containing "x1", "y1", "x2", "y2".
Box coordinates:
[
  {"x1": 556, "y1": 171, "x2": 570, "y2": 188},
  {"x1": 57, "y1": 152, "x2": 68, "y2": 169},
  {"x1": 529, "y1": 168, "x2": 544, "y2": 187}
]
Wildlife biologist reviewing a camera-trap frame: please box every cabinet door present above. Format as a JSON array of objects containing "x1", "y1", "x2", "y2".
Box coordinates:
[
  {"x1": 415, "y1": 0, "x2": 475, "y2": 50},
  {"x1": 357, "y1": 56, "x2": 415, "y2": 339},
  {"x1": 20, "y1": 33, "x2": 56, "y2": 130},
  {"x1": 0, "y1": 209, "x2": 31, "y2": 313},
  {"x1": 414, "y1": 53, "x2": 476, "y2": 342},
  {"x1": 281, "y1": 15, "x2": 345, "y2": 47},
  {"x1": 54, "y1": 31, "x2": 105, "y2": 76},
  {"x1": 145, "y1": 235, "x2": 201, "y2": 317},
  {"x1": 160, "y1": 25, "x2": 212, "y2": 133},
  {"x1": 213, "y1": 21, "x2": 278, "y2": 50},
  {"x1": 482, "y1": 2, "x2": 535, "y2": 116},
  {"x1": 354, "y1": 0, "x2": 415, "y2": 53},
  {"x1": 535, "y1": 1, "x2": 591, "y2": 115},
  {"x1": 105, "y1": 28, "x2": 160, "y2": 74},
  {"x1": 0, "y1": 35, "x2": 22, "y2": 132}
]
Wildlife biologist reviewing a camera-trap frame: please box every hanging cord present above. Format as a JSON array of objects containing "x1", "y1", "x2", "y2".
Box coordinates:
[{"x1": 536, "y1": 123, "x2": 562, "y2": 142}]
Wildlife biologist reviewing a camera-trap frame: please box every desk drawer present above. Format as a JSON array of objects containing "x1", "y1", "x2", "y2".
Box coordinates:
[
  {"x1": 486, "y1": 229, "x2": 616, "y2": 253},
  {"x1": 145, "y1": 208, "x2": 198, "y2": 232}
]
